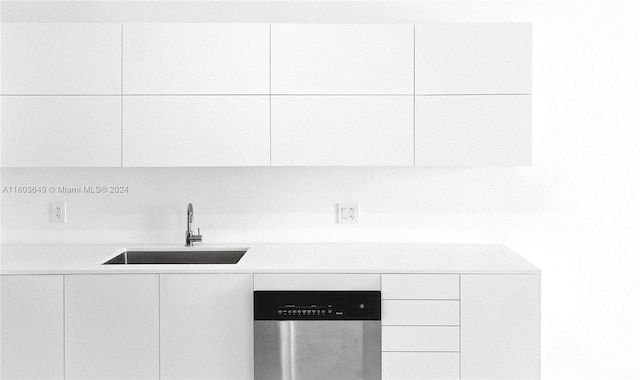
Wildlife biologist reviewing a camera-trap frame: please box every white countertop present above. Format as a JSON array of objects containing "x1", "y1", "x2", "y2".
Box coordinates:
[{"x1": 0, "y1": 243, "x2": 539, "y2": 275}]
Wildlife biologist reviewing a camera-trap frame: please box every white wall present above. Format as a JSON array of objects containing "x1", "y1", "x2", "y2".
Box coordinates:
[{"x1": 2, "y1": 1, "x2": 640, "y2": 378}]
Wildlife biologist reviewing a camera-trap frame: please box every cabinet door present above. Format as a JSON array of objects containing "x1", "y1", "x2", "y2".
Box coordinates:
[
  {"x1": 1, "y1": 96, "x2": 122, "y2": 167},
  {"x1": 123, "y1": 96, "x2": 270, "y2": 167},
  {"x1": 415, "y1": 23, "x2": 532, "y2": 94},
  {"x1": 271, "y1": 24, "x2": 413, "y2": 94},
  {"x1": 271, "y1": 96, "x2": 413, "y2": 166},
  {"x1": 1, "y1": 23, "x2": 121, "y2": 95},
  {"x1": 160, "y1": 274, "x2": 253, "y2": 380},
  {"x1": 123, "y1": 24, "x2": 269, "y2": 94},
  {"x1": 461, "y1": 274, "x2": 540, "y2": 379},
  {"x1": 65, "y1": 275, "x2": 159, "y2": 380},
  {"x1": 415, "y1": 95, "x2": 531, "y2": 166},
  {"x1": 1, "y1": 275, "x2": 64, "y2": 379}
]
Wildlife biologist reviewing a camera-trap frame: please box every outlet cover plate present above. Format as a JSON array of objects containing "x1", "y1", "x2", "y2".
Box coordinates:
[
  {"x1": 51, "y1": 201, "x2": 66, "y2": 223},
  {"x1": 337, "y1": 203, "x2": 359, "y2": 224}
]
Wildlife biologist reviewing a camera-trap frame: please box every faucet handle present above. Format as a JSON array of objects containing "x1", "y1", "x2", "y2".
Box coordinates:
[{"x1": 193, "y1": 227, "x2": 203, "y2": 244}]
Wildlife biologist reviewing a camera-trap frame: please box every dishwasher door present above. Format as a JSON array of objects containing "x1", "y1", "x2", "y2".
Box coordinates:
[{"x1": 254, "y1": 320, "x2": 381, "y2": 380}]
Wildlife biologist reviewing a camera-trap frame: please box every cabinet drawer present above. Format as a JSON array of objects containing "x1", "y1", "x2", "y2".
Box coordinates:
[
  {"x1": 253, "y1": 274, "x2": 380, "y2": 291},
  {"x1": 382, "y1": 326, "x2": 459, "y2": 352},
  {"x1": 383, "y1": 300, "x2": 459, "y2": 326},
  {"x1": 382, "y1": 274, "x2": 459, "y2": 299},
  {"x1": 382, "y1": 352, "x2": 459, "y2": 380}
]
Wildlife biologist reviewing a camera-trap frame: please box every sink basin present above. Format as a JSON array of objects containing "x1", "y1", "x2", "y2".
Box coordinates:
[{"x1": 102, "y1": 249, "x2": 247, "y2": 265}]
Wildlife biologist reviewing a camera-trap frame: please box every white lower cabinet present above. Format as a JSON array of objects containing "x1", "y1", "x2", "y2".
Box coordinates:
[
  {"x1": 383, "y1": 352, "x2": 460, "y2": 380},
  {"x1": 461, "y1": 274, "x2": 540, "y2": 380},
  {"x1": 1, "y1": 271, "x2": 539, "y2": 380},
  {"x1": 381, "y1": 274, "x2": 461, "y2": 380},
  {"x1": 159, "y1": 274, "x2": 253, "y2": 380},
  {"x1": 380, "y1": 273, "x2": 540, "y2": 379},
  {"x1": 0, "y1": 275, "x2": 64, "y2": 380},
  {"x1": 64, "y1": 275, "x2": 160, "y2": 380}
]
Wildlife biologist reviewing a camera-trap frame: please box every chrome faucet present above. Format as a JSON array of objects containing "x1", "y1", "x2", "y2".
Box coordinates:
[{"x1": 185, "y1": 203, "x2": 203, "y2": 247}]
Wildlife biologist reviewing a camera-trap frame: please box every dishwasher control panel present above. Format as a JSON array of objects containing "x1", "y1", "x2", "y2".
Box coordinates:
[{"x1": 254, "y1": 291, "x2": 381, "y2": 321}]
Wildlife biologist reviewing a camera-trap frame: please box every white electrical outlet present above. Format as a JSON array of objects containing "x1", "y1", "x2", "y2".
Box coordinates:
[
  {"x1": 337, "y1": 203, "x2": 359, "y2": 224},
  {"x1": 51, "y1": 202, "x2": 66, "y2": 223}
]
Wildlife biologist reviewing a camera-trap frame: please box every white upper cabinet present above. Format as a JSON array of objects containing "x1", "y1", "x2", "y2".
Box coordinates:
[
  {"x1": 1, "y1": 23, "x2": 121, "y2": 95},
  {"x1": 415, "y1": 23, "x2": 532, "y2": 94},
  {"x1": 123, "y1": 96, "x2": 270, "y2": 167},
  {"x1": 1, "y1": 22, "x2": 531, "y2": 168},
  {"x1": 1, "y1": 96, "x2": 122, "y2": 167},
  {"x1": 415, "y1": 95, "x2": 531, "y2": 166},
  {"x1": 271, "y1": 24, "x2": 414, "y2": 94},
  {"x1": 271, "y1": 96, "x2": 414, "y2": 166},
  {"x1": 123, "y1": 23, "x2": 270, "y2": 94}
]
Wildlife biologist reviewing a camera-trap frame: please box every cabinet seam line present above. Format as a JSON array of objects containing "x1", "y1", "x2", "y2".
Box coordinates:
[
  {"x1": 459, "y1": 274, "x2": 462, "y2": 379},
  {"x1": 63, "y1": 275, "x2": 66, "y2": 379},
  {"x1": 158, "y1": 274, "x2": 161, "y2": 379},
  {"x1": 413, "y1": 24, "x2": 416, "y2": 166},
  {"x1": 121, "y1": 23, "x2": 124, "y2": 168},
  {"x1": 269, "y1": 24, "x2": 272, "y2": 166}
]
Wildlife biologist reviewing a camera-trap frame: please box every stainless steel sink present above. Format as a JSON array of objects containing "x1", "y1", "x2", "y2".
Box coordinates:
[{"x1": 102, "y1": 249, "x2": 247, "y2": 265}]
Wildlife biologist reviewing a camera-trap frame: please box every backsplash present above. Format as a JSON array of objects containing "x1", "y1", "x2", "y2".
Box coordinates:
[{"x1": 1, "y1": 166, "x2": 545, "y2": 244}]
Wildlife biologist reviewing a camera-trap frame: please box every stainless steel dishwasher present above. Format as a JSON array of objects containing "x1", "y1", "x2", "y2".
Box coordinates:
[{"x1": 254, "y1": 291, "x2": 381, "y2": 380}]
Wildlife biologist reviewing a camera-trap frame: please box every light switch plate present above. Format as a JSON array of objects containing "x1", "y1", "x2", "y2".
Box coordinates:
[{"x1": 337, "y1": 203, "x2": 359, "y2": 224}]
